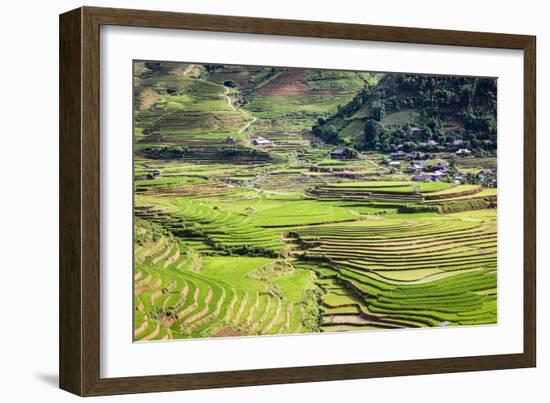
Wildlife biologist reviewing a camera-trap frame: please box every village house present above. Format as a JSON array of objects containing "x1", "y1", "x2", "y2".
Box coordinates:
[
  {"x1": 388, "y1": 161, "x2": 401, "y2": 167},
  {"x1": 226, "y1": 135, "x2": 236, "y2": 142},
  {"x1": 410, "y1": 127, "x2": 422, "y2": 136},
  {"x1": 405, "y1": 161, "x2": 424, "y2": 174},
  {"x1": 417, "y1": 140, "x2": 438, "y2": 148},
  {"x1": 454, "y1": 172, "x2": 468, "y2": 183},
  {"x1": 146, "y1": 169, "x2": 161, "y2": 180},
  {"x1": 412, "y1": 170, "x2": 446, "y2": 182},
  {"x1": 407, "y1": 151, "x2": 427, "y2": 160},
  {"x1": 252, "y1": 136, "x2": 273, "y2": 146},
  {"x1": 430, "y1": 171, "x2": 446, "y2": 179},
  {"x1": 390, "y1": 150, "x2": 407, "y2": 160},
  {"x1": 329, "y1": 148, "x2": 346, "y2": 159},
  {"x1": 446, "y1": 139, "x2": 464, "y2": 147},
  {"x1": 456, "y1": 148, "x2": 472, "y2": 156},
  {"x1": 477, "y1": 169, "x2": 493, "y2": 178}
]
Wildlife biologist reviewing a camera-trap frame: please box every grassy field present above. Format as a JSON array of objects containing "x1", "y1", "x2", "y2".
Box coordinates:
[{"x1": 133, "y1": 61, "x2": 498, "y2": 341}]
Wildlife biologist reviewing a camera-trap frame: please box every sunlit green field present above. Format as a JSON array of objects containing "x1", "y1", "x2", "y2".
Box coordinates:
[{"x1": 133, "y1": 61, "x2": 497, "y2": 341}]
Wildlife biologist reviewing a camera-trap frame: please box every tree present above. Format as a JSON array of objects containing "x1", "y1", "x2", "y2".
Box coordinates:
[
  {"x1": 343, "y1": 147, "x2": 359, "y2": 159},
  {"x1": 459, "y1": 83, "x2": 475, "y2": 107},
  {"x1": 402, "y1": 141, "x2": 416, "y2": 153},
  {"x1": 371, "y1": 101, "x2": 385, "y2": 121},
  {"x1": 364, "y1": 119, "x2": 382, "y2": 149}
]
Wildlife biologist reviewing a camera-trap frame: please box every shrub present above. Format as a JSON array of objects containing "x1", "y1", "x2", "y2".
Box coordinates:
[{"x1": 139, "y1": 145, "x2": 187, "y2": 159}]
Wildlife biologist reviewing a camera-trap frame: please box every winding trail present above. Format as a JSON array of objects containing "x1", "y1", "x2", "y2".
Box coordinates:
[
  {"x1": 223, "y1": 86, "x2": 236, "y2": 111},
  {"x1": 223, "y1": 85, "x2": 257, "y2": 134},
  {"x1": 368, "y1": 158, "x2": 390, "y2": 173},
  {"x1": 239, "y1": 115, "x2": 257, "y2": 134},
  {"x1": 182, "y1": 64, "x2": 195, "y2": 77}
]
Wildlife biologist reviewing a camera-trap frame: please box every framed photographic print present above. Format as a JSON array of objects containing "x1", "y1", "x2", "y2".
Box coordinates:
[{"x1": 59, "y1": 6, "x2": 536, "y2": 396}]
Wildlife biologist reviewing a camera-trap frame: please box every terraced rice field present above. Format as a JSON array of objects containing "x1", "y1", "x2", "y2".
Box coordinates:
[
  {"x1": 290, "y1": 214, "x2": 496, "y2": 330},
  {"x1": 134, "y1": 239, "x2": 314, "y2": 341},
  {"x1": 133, "y1": 60, "x2": 498, "y2": 341}
]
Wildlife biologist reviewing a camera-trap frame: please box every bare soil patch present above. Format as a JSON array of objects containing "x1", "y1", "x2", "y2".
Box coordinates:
[
  {"x1": 214, "y1": 327, "x2": 247, "y2": 338},
  {"x1": 256, "y1": 68, "x2": 329, "y2": 96}
]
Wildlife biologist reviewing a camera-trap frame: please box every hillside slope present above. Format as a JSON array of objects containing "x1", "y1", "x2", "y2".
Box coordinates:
[
  {"x1": 312, "y1": 73, "x2": 497, "y2": 155},
  {"x1": 206, "y1": 64, "x2": 379, "y2": 153},
  {"x1": 134, "y1": 62, "x2": 379, "y2": 159}
]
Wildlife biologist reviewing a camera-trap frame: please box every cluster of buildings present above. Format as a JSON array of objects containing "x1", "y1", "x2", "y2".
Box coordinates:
[
  {"x1": 389, "y1": 150, "x2": 428, "y2": 160},
  {"x1": 390, "y1": 147, "x2": 472, "y2": 161},
  {"x1": 409, "y1": 162, "x2": 450, "y2": 183},
  {"x1": 391, "y1": 132, "x2": 477, "y2": 156},
  {"x1": 409, "y1": 163, "x2": 496, "y2": 185}
]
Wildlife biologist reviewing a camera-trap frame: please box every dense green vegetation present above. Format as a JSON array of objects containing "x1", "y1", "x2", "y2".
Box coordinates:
[
  {"x1": 313, "y1": 73, "x2": 497, "y2": 155},
  {"x1": 132, "y1": 61, "x2": 498, "y2": 341}
]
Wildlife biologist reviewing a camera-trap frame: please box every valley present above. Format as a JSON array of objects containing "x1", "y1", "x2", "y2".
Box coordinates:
[{"x1": 133, "y1": 61, "x2": 497, "y2": 341}]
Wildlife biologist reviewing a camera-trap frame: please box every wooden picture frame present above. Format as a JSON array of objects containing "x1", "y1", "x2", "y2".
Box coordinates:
[{"x1": 59, "y1": 6, "x2": 536, "y2": 396}]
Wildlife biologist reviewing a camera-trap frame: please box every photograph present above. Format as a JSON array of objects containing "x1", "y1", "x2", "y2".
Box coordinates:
[{"x1": 132, "y1": 61, "x2": 498, "y2": 341}]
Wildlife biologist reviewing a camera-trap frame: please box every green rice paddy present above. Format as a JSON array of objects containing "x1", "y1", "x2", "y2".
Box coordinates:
[{"x1": 132, "y1": 61, "x2": 498, "y2": 341}]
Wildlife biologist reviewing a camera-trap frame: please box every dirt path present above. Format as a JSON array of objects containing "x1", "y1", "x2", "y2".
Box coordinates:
[
  {"x1": 253, "y1": 70, "x2": 285, "y2": 92},
  {"x1": 222, "y1": 85, "x2": 257, "y2": 135},
  {"x1": 182, "y1": 64, "x2": 195, "y2": 77},
  {"x1": 223, "y1": 86, "x2": 236, "y2": 111},
  {"x1": 369, "y1": 158, "x2": 390, "y2": 173},
  {"x1": 239, "y1": 115, "x2": 257, "y2": 134}
]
